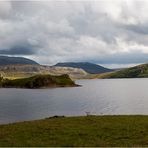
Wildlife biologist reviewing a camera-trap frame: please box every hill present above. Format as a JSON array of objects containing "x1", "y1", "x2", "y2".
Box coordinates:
[
  {"x1": 0, "y1": 56, "x2": 38, "y2": 65},
  {"x1": 0, "y1": 65, "x2": 88, "y2": 79},
  {"x1": 55, "y1": 62, "x2": 113, "y2": 74},
  {"x1": 0, "y1": 74, "x2": 77, "y2": 88},
  {"x1": 100, "y1": 63, "x2": 148, "y2": 78}
]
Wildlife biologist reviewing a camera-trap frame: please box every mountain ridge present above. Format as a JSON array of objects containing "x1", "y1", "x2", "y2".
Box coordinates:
[
  {"x1": 55, "y1": 62, "x2": 113, "y2": 74},
  {"x1": 0, "y1": 56, "x2": 38, "y2": 65},
  {"x1": 0, "y1": 64, "x2": 88, "y2": 79}
]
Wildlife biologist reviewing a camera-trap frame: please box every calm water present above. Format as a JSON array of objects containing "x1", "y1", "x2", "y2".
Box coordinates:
[{"x1": 0, "y1": 78, "x2": 148, "y2": 124}]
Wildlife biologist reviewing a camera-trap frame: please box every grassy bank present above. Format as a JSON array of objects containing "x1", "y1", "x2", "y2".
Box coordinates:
[{"x1": 0, "y1": 115, "x2": 148, "y2": 147}]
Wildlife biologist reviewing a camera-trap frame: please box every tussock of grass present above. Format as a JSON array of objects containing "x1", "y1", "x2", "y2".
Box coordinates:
[{"x1": 0, "y1": 115, "x2": 148, "y2": 147}]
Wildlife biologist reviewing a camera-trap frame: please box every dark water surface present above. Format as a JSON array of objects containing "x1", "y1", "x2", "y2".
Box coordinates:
[{"x1": 0, "y1": 79, "x2": 148, "y2": 124}]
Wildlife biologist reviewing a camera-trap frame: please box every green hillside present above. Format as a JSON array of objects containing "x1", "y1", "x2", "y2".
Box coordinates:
[
  {"x1": 100, "y1": 64, "x2": 148, "y2": 78},
  {"x1": 0, "y1": 74, "x2": 76, "y2": 88}
]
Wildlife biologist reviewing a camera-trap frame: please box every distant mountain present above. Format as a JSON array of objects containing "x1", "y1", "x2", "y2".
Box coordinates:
[
  {"x1": 55, "y1": 62, "x2": 113, "y2": 74},
  {"x1": 100, "y1": 63, "x2": 148, "y2": 78},
  {"x1": 0, "y1": 56, "x2": 38, "y2": 65},
  {"x1": 0, "y1": 64, "x2": 88, "y2": 79}
]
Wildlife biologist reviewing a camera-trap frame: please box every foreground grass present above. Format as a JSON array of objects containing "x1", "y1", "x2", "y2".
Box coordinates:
[{"x1": 0, "y1": 116, "x2": 148, "y2": 147}]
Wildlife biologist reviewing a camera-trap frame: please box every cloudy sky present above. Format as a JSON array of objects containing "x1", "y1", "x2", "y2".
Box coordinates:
[{"x1": 1, "y1": 0, "x2": 148, "y2": 68}]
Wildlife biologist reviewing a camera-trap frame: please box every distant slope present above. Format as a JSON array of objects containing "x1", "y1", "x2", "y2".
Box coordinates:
[
  {"x1": 0, "y1": 65, "x2": 88, "y2": 79},
  {"x1": 1, "y1": 74, "x2": 77, "y2": 88},
  {"x1": 0, "y1": 56, "x2": 38, "y2": 65},
  {"x1": 101, "y1": 63, "x2": 148, "y2": 78},
  {"x1": 55, "y1": 62, "x2": 113, "y2": 74}
]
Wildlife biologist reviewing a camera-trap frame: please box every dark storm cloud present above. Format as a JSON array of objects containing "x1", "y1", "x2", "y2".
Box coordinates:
[{"x1": 0, "y1": 46, "x2": 35, "y2": 55}]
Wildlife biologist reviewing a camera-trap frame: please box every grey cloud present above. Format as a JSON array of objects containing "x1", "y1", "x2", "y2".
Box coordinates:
[
  {"x1": 0, "y1": 46, "x2": 35, "y2": 55},
  {"x1": 125, "y1": 24, "x2": 148, "y2": 35},
  {"x1": 59, "y1": 51, "x2": 148, "y2": 65},
  {"x1": 92, "y1": 52, "x2": 148, "y2": 64},
  {"x1": 1, "y1": 0, "x2": 148, "y2": 66}
]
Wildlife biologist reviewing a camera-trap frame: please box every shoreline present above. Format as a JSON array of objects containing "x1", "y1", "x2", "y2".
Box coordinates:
[
  {"x1": 0, "y1": 84, "x2": 80, "y2": 89},
  {"x1": 0, "y1": 115, "x2": 148, "y2": 147},
  {"x1": 1, "y1": 114, "x2": 148, "y2": 125},
  {"x1": 0, "y1": 114, "x2": 148, "y2": 125}
]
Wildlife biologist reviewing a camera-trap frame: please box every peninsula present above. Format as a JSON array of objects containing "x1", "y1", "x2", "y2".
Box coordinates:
[{"x1": 0, "y1": 74, "x2": 77, "y2": 89}]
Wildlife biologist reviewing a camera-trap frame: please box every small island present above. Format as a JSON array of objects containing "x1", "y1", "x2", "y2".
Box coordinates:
[{"x1": 0, "y1": 74, "x2": 77, "y2": 89}]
